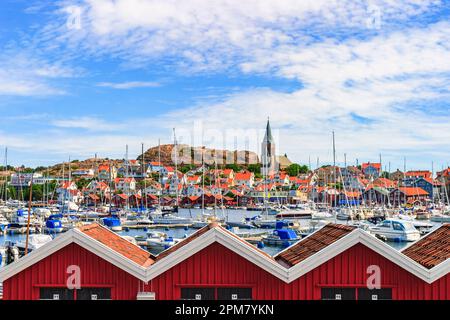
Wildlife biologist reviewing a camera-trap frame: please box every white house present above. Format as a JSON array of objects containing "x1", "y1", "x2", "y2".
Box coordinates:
[
  {"x1": 114, "y1": 178, "x2": 136, "y2": 193},
  {"x1": 57, "y1": 181, "x2": 82, "y2": 204},
  {"x1": 234, "y1": 171, "x2": 255, "y2": 188}
]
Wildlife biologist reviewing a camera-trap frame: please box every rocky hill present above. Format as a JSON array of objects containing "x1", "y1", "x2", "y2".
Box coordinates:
[
  {"x1": 138, "y1": 144, "x2": 260, "y2": 167},
  {"x1": 44, "y1": 158, "x2": 122, "y2": 176},
  {"x1": 33, "y1": 144, "x2": 260, "y2": 176}
]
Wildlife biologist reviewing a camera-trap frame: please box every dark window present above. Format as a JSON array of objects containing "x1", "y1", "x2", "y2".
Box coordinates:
[
  {"x1": 40, "y1": 288, "x2": 74, "y2": 301},
  {"x1": 392, "y1": 222, "x2": 404, "y2": 231},
  {"x1": 358, "y1": 288, "x2": 392, "y2": 301},
  {"x1": 321, "y1": 288, "x2": 356, "y2": 301},
  {"x1": 76, "y1": 288, "x2": 112, "y2": 300},
  {"x1": 217, "y1": 288, "x2": 253, "y2": 300},
  {"x1": 181, "y1": 288, "x2": 215, "y2": 301}
]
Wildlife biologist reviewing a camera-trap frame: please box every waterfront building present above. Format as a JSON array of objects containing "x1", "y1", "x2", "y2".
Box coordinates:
[
  {"x1": 0, "y1": 223, "x2": 448, "y2": 300},
  {"x1": 97, "y1": 163, "x2": 118, "y2": 181},
  {"x1": 10, "y1": 173, "x2": 49, "y2": 187},
  {"x1": 361, "y1": 162, "x2": 381, "y2": 178}
]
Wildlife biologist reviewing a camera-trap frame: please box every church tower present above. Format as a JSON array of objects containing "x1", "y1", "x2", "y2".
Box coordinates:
[{"x1": 261, "y1": 119, "x2": 278, "y2": 176}]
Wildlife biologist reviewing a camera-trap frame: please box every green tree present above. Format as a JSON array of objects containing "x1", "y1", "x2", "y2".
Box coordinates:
[
  {"x1": 23, "y1": 185, "x2": 44, "y2": 201},
  {"x1": 247, "y1": 164, "x2": 261, "y2": 174},
  {"x1": 7, "y1": 186, "x2": 17, "y2": 199},
  {"x1": 180, "y1": 164, "x2": 195, "y2": 174},
  {"x1": 381, "y1": 171, "x2": 390, "y2": 179},
  {"x1": 201, "y1": 176, "x2": 211, "y2": 185},
  {"x1": 225, "y1": 164, "x2": 241, "y2": 172},
  {"x1": 76, "y1": 178, "x2": 92, "y2": 190},
  {"x1": 286, "y1": 164, "x2": 309, "y2": 176}
]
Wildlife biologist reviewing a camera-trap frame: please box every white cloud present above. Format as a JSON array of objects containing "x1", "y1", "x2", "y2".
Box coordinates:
[
  {"x1": 51, "y1": 0, "x2": 442, "y2": 69},
  {"x1": 2, "y1": 0, "x2": 449, "y2": 169},
  {"x1": 96, "y1": 81, "x2": 160, "y2": 89},
  {"x1": 0, "y1": 51, "x2": 76, "y2": 96}
]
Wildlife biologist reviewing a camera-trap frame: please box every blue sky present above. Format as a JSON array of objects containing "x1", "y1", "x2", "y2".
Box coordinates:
[{"x1": 0, "y1": 0, "x2": 450, "y2": 172}]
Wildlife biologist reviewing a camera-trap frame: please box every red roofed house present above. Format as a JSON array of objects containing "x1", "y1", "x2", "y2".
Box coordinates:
[
  {"x1": 405, "y1": 170, "x2": 432, "y2": 180},
  {"x1": 186, "y1": 175, "x2": 201, "y2": 185},
  {"x1": 86, "y1": 181, "x2": 111, "y2": 197},
  {"x1": 361, "y1": 162, "x2": 381, "y2": 178},
  {"x1": 0, "y1": 223, "x2": 448, "y2": 300},
  {"x1": 114, "y1": 177, "x2": 136, "y2": 193},
  {"x1": 373, "y1": 177, "x2": 397, "y2": 189},
  {"x1": 234, "y1": 171, "x2": 255, "y2": 188},
  {"x1": 390, "y1": 187, "x2": 429, "y2": 206},
  {"x1": 57, "y1": 181, "x2": 82, "y2": 204},
  {"x1": 97, "y1": 163, "x2": 118, "y2": 181}
]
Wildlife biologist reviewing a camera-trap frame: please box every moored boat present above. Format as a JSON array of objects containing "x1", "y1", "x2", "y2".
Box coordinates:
[
  {"x1": 101, "y1": 216, "x2": 123, "y2": 232},
  {"x1": 369, "y1": 219, "x2": 420, "y2": 242}
]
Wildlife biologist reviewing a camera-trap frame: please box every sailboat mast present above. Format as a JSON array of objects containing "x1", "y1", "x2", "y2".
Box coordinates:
[
  {"x1": 173, "y1": 128, "x2": 179, "y2": 208},
  {"x1": 125, "y1": 145, "x2": 129, "y2": 210},
  {"x1": 24, "y1": 172, "x2": 34, "y2": 256},
  {"x1": 141, "y1": 143, "x2": 146, "y2": 210},
  {"x1": 158, "y1": 139, "x2": 161, "y2": 208},
  {"x1": 202, "y1": 152, "x2": 205, "y2": 212},
  {"x1": 108, "y1": 161, "x2": 112, "y2": 215},
  {"x1": 3, "y1": 147, "x2": 7, "y2": 202},
  {"x1": 332, "y1": 131, "x2": 336, "y2": 208}
]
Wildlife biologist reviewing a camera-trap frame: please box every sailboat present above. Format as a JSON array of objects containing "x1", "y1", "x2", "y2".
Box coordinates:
[
  {"x1": 192, "y1": 156, "x2": 225, "y2": 228},
  {"x1": 152, "y1": 129, "x2": 192, "y2": 225}
]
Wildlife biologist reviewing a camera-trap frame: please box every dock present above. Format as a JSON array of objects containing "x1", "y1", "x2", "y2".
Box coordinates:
[{"x1": 122, "y1": 223, "x2": 193, "y2": 230}]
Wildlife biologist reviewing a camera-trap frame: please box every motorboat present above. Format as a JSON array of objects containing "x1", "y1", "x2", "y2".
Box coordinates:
[
  {"x1": 101, "y1": 216, "x2": 123, "y2": 232},
  {"x1": 414, "y1": 210, "x2": 431, "y2": 220},
  {"x1": 191, "y1": 213, "x2": 224, "y2": 229},
  {"x1": 262, "y1": 222, "x2": 300, "y2": 247},
  {"x1": 123, "y1": 215, "x2": 154, "y2": 227},
  {"x1": 145, "y1": 231, "x2": 183, "y2": 251},
  {"x1": 44, "y1": 215, "x2": 65, "y2": 233},
  {"x1": 33, "y1": 208, "x2": 52, "y2": 218},
  {"x1": 152, "y1": 214, "x2": 192, "y2": 225},
  {"x1": 430, "y1": 213, "x2": 450, "y2": 223},
  {"x1": 395, "y1": 214, "x2": 433, "y2": 234},
  {"x1": 245, "y1": 213, "x2": 277, "y2": 229},
  {"x1": 276, "y1": 207, "x2": 314, "y2": 221},
  {"x1": 369, "y1": 219, "x2": 421, "y2": 242},
  {"x1": 312, "y1": 211, "x2": 333, "y2": 219},
  {"x1": 15, "y1": 234, "x2": 53, "y2": 253},
  {"x1": 121, "y1": 235, "x2": 138, "y2": 245},
  {"x1": 226, "y1": 218, "x2": 256, "y2": 229},
  {"x1": 0, "y1": 214, "x2": 9, "y2": 234}
]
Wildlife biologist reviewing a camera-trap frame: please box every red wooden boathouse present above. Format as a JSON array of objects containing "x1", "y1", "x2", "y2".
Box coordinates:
[{"x1": 0, "y1": 223, "x2": 449, "y2": 300}]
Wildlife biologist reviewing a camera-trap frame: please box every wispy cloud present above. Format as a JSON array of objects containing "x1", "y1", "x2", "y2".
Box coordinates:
[
  {"x1": 0, "y1": 49, "x2": 77, "y2": 96},
  {"x1": 96, "y1": 81, "x2": 161, "y2": 89},
  {"x1": 1, "y1": 0, "x2": 449, "y2": 169}
]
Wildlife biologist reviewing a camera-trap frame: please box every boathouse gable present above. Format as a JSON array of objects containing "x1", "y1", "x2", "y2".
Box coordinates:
[
  {"x1": 0, "y1": 223, "x2": 449, "y2": 300},
  {"x1": 146, "y1": 225, "x2": 287, "y2": 282},
  {"x1": 2, "y1": 242, "x2": 142, "y2": 300},
  {"x1": 0, "y1": 227, "x2": 149, "y2": 284}
]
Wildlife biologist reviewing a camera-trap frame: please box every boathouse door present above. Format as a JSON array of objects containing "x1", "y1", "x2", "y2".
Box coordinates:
[
  {"x1": 181, "y1": 287, "x2": 253, "y2": 300},
  {"x1": 76, "y1": 288, "x2": 112, "y2": 300},
  {"x1": 321, "y1": 288, "x2": 356, "y2": 300},
  {"x1": 217, "y1": 288, "x2": 252, "y2": 300},
  {"x1": 181, "y1": 288, "x2": 215, "y2": 300},
  {"x1": 357, "y1": 288, "x2": 392, "y2": 300},
  {"x1": 321, "y1": 288, "x2": 392, "y2": 300},
  {"x1": 40, "y1": 288, "x2": 75, "y2": 300}
]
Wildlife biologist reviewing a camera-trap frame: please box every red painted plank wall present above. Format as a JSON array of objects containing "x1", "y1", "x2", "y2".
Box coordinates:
[
  {"x1": 2, "y1": 243, "x2": 141, "y2": 300},
  {"x1": 3, "y1": 242, "x2": 449, "y2": 300},
  {"x1": 146, "y1": 243, "x2": 449, "y2": 300}
]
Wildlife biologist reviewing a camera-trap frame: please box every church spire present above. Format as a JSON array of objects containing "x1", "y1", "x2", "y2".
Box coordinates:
[{"x1": 264, "y1": 117, "x2": 274, "y2": 144}]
